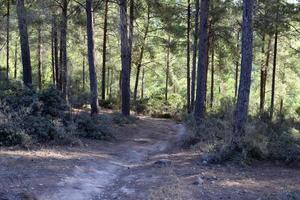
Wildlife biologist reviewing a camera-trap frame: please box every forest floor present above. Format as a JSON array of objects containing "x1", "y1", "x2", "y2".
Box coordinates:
[{"x1": 0, "y1": 113, "x2": 300, "y2": 200}]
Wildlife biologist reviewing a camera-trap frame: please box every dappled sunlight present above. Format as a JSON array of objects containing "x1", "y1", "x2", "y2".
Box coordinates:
[{"x1": 0, "y1": 149, "x2": 112, "y2": 160}]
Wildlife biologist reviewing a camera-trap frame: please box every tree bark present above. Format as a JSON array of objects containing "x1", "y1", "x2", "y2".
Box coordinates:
[
  {"x1": 232, "y1": 0, "x2": 254, "y2": 148},
  {"x1": 194, "y1": 0, "x2": 209, "y2": 120},
  {"x1": 270, "y1": 6, "x2": 279, "y2": 120},
  {"x1": 86, "y1": 0, "x2": 99, "y2": 115},
  {"x1": 210, "y1": 39, "x2": 214, "y2": 108},
  {"x1": 61, "y1": 0, "x2": 68, "y2": 101},
  {"x1": 6, "y1": 0, "x2": 10, "y2": 81},
  {"x1": 165, "y1": 35, "x2": 171, "y2": 102},
  {"x1": 102, "y1": 0, "x2": 109, "y2": 100},
  {"x1": 51, "y1": 20, "x2": 56, "y2": 85},
  {"x1": 141, "y1": 68, "x2": 145, "y2": 99},
  {"x1": 234, "y1": 30, "x2": 240, "y2": 99},
  {"x1": 83, "y1": 34, "x2": 86, "y2": 90},
  {"x1": 187, "y1": 0, "x2": 191, "y2": 112},
  {"x1": 191, "y1": 0, "x2": 200, "y2": 111},
  {"x1": 14, "y1": 40, "x2": 18, "y2": 79},
  {"x1": 119, "y1": 0, "x2": 131, "y2": 116},
  {"x1": 53, "y1": 16, "x2": 60, "y2": 89},
  {"x1": 133, "y1": 5, "x2": 150, "y2": 102},
  {"x1": 37, "y1": 25, "x2": 42, "y2": 90},
  {"x1": 16, "y1": 0, "x2": 32, "y2": 88},
  {"x1": 128, "y1": 0, "x2": 134, "y2": 75}
]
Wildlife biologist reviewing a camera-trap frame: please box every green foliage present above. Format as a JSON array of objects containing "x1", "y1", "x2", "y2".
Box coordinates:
[{"x1": 112, "y1": 112, "x2": 137, "y2": 125}]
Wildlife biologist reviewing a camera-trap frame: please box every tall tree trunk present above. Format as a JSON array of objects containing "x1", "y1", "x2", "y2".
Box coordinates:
[
  {"x1": 109, "y1": 68, "x2": 113, "y2": 99},
  {"x1": 270, "y1": 7, "x2": 279, "y2": 120},
  {"x1": 210, "y1": 39, "x2": 214, "y2": 108},
  {"x1": 165, "y1": 35, "x2": 171, "y2": 102},
  {"x1": 232, "y1": 0, "x2": 254, "y2": 148},
  {"x1": 86, "y1": 0, "x2": 99, "y2": 115},
  {"x1": 37, "y1": 25, "x2": 42, "y2": 90},
  {"x1": 6, "y1": 0, "x2": 10, "y2": 80},
  {"x1": 194, "y1": 0, "x2": 209, "y2": 120},
  {"x1": 83, "y1": 34, "x2": 86, "y2": 90},
  {"x1": 128, "y1": 0, "x2": 134, "y2": 75},
  {"x1": 14, "y1": 40, "x2": 18, "y2": 79},
  {"x1": 133, "y1": 5, "x2": 150, "y2": 102},
  {"x1": 51, "y1": 21, "x2": 55, "y2": 85},
  {"x1": 191, "y1": 0, "x2": 200, "y2": 111},
  {"x1": 187, "y1": 0, "x2": 191, "y2": 112},
  {"x1": 53, "y1": 16, "x2": 60, "y2": 89},
  {"x1": 16, "y1": 0, "x2": 32, "y2": 88},
  {"x1": 102, "y1": 0, "x2": 109, "y2": 100},
  {"x1": 61, "y1": 0, "x2": 68, "y2": 101},
  {"x1": 234, "y1": 30, "x2": 240, "y2": 98},
  {"x1": 119, "y1": 0, "x2": 131, "y2": 116},
  {"x1": 141, "y1": 68, "x2": 145, "y2": 99},
  {"x1": 205, "y1": 19, "x2": 212, "y2": 106}
]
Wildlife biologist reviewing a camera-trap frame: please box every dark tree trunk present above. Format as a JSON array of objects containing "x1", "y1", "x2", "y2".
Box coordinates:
[
  {"x1": 109, "y1": 68, "x2": 113, "y2": 99},
  {"x1": 234, "y1": 30, "x2": 240, "y2": 99},
  {"x1": 191, "y1": 0, "x2": 200, "y2": 111},
  {"x1": 194, "y1": 0, "x2": 209, "y2": 120},
  {"x1": 51, "y1": 21, "x2": 55, "y2": 85},
  {"x1": 14, "y1": 42, "x2": 18, "y2": 79},
  {"x1": 37, "y1": 25, "x2": 42, "y2": 90},
  {"x1": 270, "y1": 8, "x2": 279, "y2": 120},
  {"x1": 232, "y1": 0, "x2": 254, "y2": 148},
  {"x1": 86, "y1": 0, "x2": 99, "y2": 115},
  {"x1": 210, "y1": 39, "x2": 214, "y2": 108},
  {"x1": 83, "y1": 34, "x2": 86, "y2": 90},
  {"x1": 141, "y1": 68, "x2": 145, "y2": 99},
  {"x1": 102, "y1": 0, "x2": 109, "y2": 100},
  {"x1": 187, "y1": 0, "x2": 191, "y2": 112},
  {"x1": 119, "y1": 0, "x2": 131, "y2": 116},
  {"x1": 16, "y1": 0, "x2": 32, "y2": 88},
  {"x1": 165, "y1": 36, "x2": 171, "y2": 102},
  {"x1": 128, "y1": 0, "x2": 134, "y2": 75},
  {"x1": 133, "y1": 5, "x2": 150, "y2": 102},
  {"x1": 14, "y1": 40, "x2": 18, "y2": 79},
  {"x1": 6, "y1": 0, "x2": 10, "y2": 80},
  {"x1": 106, "y1": 66, "x2": 110, "y2": 96},
  {"x1": 53, "y1": 16, "x2": 60, "y2": 89},
  {"x1": 61, "y1": 0, "x2": 68, "y2": 101},
  {"x1": 205, "y1": 19, "x2": 212, "y2": 106}
]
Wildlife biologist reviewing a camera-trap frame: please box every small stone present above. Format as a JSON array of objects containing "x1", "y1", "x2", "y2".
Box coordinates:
[{"x1": 153, "y1": 159, "x2": 172, "y2": 168}]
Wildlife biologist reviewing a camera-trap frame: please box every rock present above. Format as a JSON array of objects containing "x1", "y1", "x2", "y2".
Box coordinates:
[
  {"x1": 153, "y1": 159, "x2": 172, "y2": 168},
  {"x1": 192, "y1": 176, "x2": 204, "y2": 186}
]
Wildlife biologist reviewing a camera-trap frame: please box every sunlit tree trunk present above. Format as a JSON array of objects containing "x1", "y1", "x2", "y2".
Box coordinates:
[
  {"x1": 165, "y1": 35, "x2": 171, "y2": 102},
  {"x1": 191, "y1": 0, "x2": 200, "y2": 111},
  {"x1": 37, "y1": 25, "x2": 42, "y2": 90},
  {"x1": 14, "y1": 40, "x2": 18, "y2": 79},
  {"x1": 6, "y1": 0, "x2": 10, "y2": 81}
]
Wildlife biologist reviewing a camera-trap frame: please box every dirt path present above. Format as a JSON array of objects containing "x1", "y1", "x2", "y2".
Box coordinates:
[{"x1": 0, "y1": 116, "x2": 300, "y2": 200}]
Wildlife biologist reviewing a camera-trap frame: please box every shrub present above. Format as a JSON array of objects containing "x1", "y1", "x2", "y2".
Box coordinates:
[
  {"x1": 0, "y1": 124, "x2": 32, "y2": 147},
  {"x1": 112, "y1": 112, "x2": 137, "y2": 125}
]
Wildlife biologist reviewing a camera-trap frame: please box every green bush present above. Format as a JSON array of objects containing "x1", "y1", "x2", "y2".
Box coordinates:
[
  {"x1": 0, "y1": 124, "x2": 32, "y2": 147},
  {"x1": 112, "y1": 112, "x2": 137, "y2": 125}
]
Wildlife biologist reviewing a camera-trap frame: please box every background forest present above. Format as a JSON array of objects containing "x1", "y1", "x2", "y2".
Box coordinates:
[{"x1": 0, "y1": 0, "x2": 299, "y2": 162}]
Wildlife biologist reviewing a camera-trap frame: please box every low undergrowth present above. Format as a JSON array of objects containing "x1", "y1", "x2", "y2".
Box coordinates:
[
  {"x1": 0, "y1": 82, "x2": 116, "y2": 147},
  {"x1": 185, "y1": 99, "x2": 300, "y2": 165}
]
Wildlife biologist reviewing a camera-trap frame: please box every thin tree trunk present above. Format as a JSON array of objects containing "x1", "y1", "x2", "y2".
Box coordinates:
[
  {"x1": 191, "y1": 0, "x2": 200, "y2": 111},
  {"x1": 133, "y1": 5, "x2": 150, "y2": 102},
  {"x1": 165, "y1": 35, "x2": 171, "y2": 102},
  {"x1": 205, "y1": 19, "x2": 212, "y2": 106},
  {"x1": 6, "y1": 0, "x2": 10, "y2": 81},
  {"x1": 232, "y1": 0, "x2": 254, "y2": 148},
  {"x1": 234, "y1": 30, "x2": 240, "y2": 98},
  {"x1": 109, "y1": 68, "x2": 113, "y2": 99},
  {"x1": 119, "y1": 0, "x2": 131, "y2": 116},
  {"x1": 194, "y1": 0, "x2": 209, "y2": 120},
  {"x1": 86, "y1": 0, "x2": 99, "y2": 115},
  {"x1": 141, "y1": 68, "x2": 145, "y2": 99},
  {"x1": 210, "y1": 39, "x2": 214, "y2": 108},
  {"x1": 102, "y1": 0, "x2": 109, "y2": 100},
  {"x1": 14, "y1": 40, "x2": 18, "y2": 79},
  {"x1": 53, "y1": 15, "x2": 59, "y2": 89},
  {"x1": 37, "y1": 25, "x2": 42, "y2": 90},
  {"x1": 61, "y1": 0, "x2": 68, "y2": 101},
  {"x1": 51, "y1": 21, "x2": 55, "y2": 85},
  {"x1": 83, "y1": 34, "x2": 86, "y2": 90},
  {"x1": 16, "y1": 0, "x2": 32, "y2": 88},
  {"x1": 128, "y1": 0, "x2": 134, "y2": 75},
  {"x1": 270, "y1": 7, "x2": 279, "y2": 120},
  {"x1": 187, "y1": 0, "x2": 191, "y2": 112}
]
